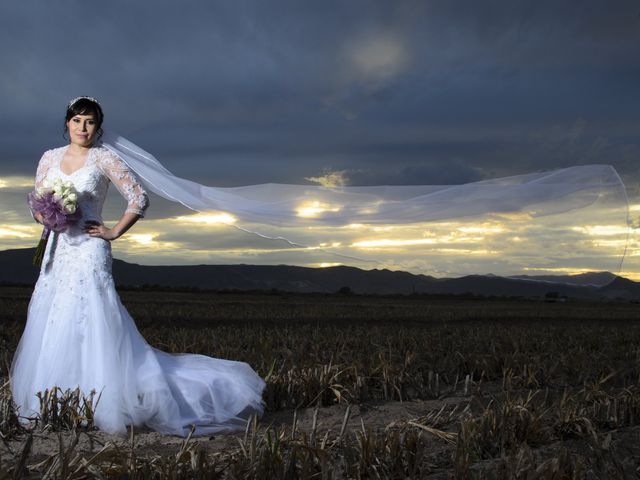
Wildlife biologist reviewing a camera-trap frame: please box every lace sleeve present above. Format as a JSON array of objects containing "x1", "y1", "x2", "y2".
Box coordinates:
[
  {"x1": 97, "y1": 149, "x2": 150, "y2": 217},
  {"x1": 34, "y1": 150, "x2": 53, "y2": 190},
  {"x1": 29, "y1": 150, "x2": 54, "y2": 221}
]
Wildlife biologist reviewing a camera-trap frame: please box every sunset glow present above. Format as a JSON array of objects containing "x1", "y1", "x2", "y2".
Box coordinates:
[
  {"x1": 522, "y1": 266, "x2": 598, "y2": 275},
  {"x1": 457, "y1": 226, "x2": 504, "y2": 234},
  {"x1": 571, "y1": 225, "x2": 631, "y2": 236},
  {"x1": 0, "y1": 225, "x2": 35, "y2": 239},
  {"x1": 128, "y1": 234, "x2": 156, "y2": 245},
  {"x1": 296, "y1": 201, "x2": 342, "y2": 218},
  {"x1": 0, "y1": 173, "x2": 636, "y2": 279},
  {"x1": 352, "y1": 238, "x2": 438, "y2": 248},
  {"x1": 0, "y1": 177, "x2": 33, "y2": 189},
  {"x1": 176, "y1": 212, "x2": 237, "y2": 225}
]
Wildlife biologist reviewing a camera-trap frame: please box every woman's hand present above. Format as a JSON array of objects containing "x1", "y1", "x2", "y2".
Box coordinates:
[
  {"x1": 84, "y1": 220, "x2": 118, "y2": 241},
  {"x1": 83, "y1": 212, "x2": 141, "y2": 241},
  {"x1": 34, "y1": 212, "x2": 44, "y2": 225}
]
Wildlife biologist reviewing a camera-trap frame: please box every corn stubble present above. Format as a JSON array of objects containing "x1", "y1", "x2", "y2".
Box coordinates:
[{"x1": 1, "y1": 288, "x2": 640, "y2": 477}]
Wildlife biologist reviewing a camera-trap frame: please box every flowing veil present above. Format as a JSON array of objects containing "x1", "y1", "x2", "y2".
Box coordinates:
[{"x1": 101, "y1": 132, "x2": 631, "y2": 282}]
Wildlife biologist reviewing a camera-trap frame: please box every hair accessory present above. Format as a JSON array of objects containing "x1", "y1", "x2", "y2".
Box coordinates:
[{"x1": 68, "y1": 96, "x2": 100, "y2": 108}]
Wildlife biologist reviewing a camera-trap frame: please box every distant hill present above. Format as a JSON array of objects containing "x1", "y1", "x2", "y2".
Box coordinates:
[
  {"x1": 509, "y1": 272, "x2": 619, "y2": 286},
  {"x1": 1, "y1": 248, "x2": 638, "y2": 300}
]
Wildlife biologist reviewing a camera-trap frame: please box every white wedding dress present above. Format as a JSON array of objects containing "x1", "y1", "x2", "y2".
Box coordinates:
[{"x1": 9, "y1": 144, "x2": 266, "y2": 437}]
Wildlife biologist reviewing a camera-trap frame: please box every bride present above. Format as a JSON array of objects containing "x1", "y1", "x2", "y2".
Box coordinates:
[{"x1": 9, "y1": 96, "x2": 266, "y2": 437}]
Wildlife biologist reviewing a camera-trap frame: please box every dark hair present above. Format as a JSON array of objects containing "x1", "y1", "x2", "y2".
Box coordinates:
[{"x1": 63, "y1": 97, "x2": 104, "y2": 142}]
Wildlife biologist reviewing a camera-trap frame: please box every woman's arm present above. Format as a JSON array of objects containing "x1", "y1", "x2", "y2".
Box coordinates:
[
  {"x1": 92, "y1": 149, "x2": 150, "y2": 240},
  {"x1": 84, "y1": 211, "x2": 141, "y2": 241}
]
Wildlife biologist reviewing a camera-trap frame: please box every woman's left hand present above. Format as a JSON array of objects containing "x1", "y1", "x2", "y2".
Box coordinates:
[{"x1": 84, "y1": 220, "x2": 118, "y2": 241}]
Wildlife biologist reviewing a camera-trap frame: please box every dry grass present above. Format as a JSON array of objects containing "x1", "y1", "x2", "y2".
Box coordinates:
[{"x1": 2, "y1": 286, "x2": 640, "y2": 477}]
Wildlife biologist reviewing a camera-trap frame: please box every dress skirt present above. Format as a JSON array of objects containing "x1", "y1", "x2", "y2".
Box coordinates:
[{"x1": 10, "y1": 230, "x2": 266, "y2": 436}]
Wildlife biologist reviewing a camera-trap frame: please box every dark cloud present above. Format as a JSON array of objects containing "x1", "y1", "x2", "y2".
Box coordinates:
[
  {"x1": 347, "y1": 161, "x2": 484, "y2": 185},
  {"x1": 0, "y1": 0, "x2": 638, "y2": 190}
]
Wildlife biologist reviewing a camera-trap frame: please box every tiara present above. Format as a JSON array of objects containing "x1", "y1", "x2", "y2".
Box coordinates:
[{"x1": 68, "y1": 96, "x2": 100, "y2": 108}]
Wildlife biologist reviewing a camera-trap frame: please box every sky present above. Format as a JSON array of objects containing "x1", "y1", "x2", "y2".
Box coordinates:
[{"x1": 1, "y1": 1, "x2": 639, "y2": 279}]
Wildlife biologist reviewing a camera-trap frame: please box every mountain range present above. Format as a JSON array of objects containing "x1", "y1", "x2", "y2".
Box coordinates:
[{"x1": 1, "y1": 248, "x2": 639, "y2": 300}]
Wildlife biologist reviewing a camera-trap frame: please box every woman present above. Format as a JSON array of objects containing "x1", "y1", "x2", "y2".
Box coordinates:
[{"x1": 9, "y1": 96, "x2": 266, "y2": 437}]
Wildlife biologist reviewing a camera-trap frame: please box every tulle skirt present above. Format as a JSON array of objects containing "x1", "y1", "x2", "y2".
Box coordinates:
[{"x1": 9, "y1": 231, "x2": 265, "y2": 437}]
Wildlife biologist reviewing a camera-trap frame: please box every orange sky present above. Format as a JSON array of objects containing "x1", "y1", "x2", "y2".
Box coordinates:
[{"x1": 2, "y1": 174, "x2": 638, "y2": 280}]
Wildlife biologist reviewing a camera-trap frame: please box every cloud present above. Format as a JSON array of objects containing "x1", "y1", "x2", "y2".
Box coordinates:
[
  {"x1": 305, "y1": 170, "x2": 350, "y2": 187},
  {"x1": 0, "y1": 177, "x2": 33, "y2": 189},
  {"x1": 0, "y1": 2, "x2": 638, "y2": 179},
  {"x1": 349, "y1": 34, "x2": 408, "y2": 82},
  {"x1": 1, "y1": 0, "x2": 639, "y2": 273},
  {"x1": 345, "y1": 161, "x2": 483, "y2": 185},
  {"x1": 321, "y1": 31, "x2": 412, "y2": 119}
]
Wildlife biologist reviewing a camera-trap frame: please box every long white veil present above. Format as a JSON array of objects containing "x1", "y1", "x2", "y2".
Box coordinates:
[{"x1": 102, "y1": 131, "x2": 631, "y2": 280}]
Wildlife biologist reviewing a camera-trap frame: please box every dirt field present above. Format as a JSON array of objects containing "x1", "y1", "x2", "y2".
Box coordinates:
[{"x1": 2, "y1": 286, "x2": 640, "y2": 478}]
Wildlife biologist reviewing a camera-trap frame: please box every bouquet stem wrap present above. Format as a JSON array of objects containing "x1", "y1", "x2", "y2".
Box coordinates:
[{"x1": 33, "y1": 227, "x2": 50, "y2": 268}]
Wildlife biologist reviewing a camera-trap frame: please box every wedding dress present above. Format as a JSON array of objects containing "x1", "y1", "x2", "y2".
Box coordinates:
[{"x1": 9, "y1": 144, "x2": 266, "y2": 437}]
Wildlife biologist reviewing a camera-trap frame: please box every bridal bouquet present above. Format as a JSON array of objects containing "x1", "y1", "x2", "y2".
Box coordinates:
[{"x1": 28, "y1": 178, "x2": 81, "y2": 267}]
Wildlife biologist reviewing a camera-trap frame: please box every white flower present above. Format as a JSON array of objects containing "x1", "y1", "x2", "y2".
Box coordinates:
[
  {"x1": 64, "y1": 204, "x2": 77, "y2": 214},
  {"x1": 67, "y1": 193, "x2": 77, "y2": 202},
  {"x1": 63, "y1": 181, "x2": 73, "y2": 189}
]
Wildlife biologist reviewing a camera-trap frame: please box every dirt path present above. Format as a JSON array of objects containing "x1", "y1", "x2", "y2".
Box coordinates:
[{"x1": 2, "y1": 396, "x2": 471, "y2": 462}]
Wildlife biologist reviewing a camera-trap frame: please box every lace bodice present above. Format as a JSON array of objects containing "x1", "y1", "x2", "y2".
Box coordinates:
[{"x1": 33, "y1": 144, "x2": 149, "y2": 221}]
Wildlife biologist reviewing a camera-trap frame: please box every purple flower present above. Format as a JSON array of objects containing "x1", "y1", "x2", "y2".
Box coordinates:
[{"x1": 28, "y1": 191, "x2": 80, "y2": 232}]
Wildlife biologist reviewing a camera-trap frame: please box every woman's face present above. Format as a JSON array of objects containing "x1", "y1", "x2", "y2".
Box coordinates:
[{"x1": 66, "y1": 113, "x2": 98, "y2": 147}]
